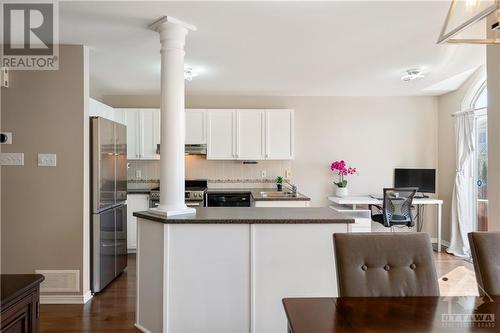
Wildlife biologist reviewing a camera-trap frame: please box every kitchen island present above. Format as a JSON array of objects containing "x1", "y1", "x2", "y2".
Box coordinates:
[{"x1": 133, "y1": 207, "x2": 353, "y2": 333}]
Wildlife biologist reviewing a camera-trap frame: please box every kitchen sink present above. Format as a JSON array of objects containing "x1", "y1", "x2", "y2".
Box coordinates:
[{"x1": 260, "y1": 191, "x2": 298, "y2": 198}]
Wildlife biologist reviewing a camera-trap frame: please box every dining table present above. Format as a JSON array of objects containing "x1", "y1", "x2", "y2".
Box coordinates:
[{"x1": 283, "y1": 296, "x2": 500, "y2": 332}]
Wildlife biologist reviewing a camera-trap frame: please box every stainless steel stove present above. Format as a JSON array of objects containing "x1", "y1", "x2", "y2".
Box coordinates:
[{"x1": 149, "y1": 179, "x2": 207, "y2": 208}]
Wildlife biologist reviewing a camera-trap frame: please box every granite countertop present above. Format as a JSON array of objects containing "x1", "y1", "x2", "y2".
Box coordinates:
[
  {"x1": 133, "y1": 207, "x2": 353, "y2": 224},
  {"x1": 207, "y1": 188, "x2": 311, "y2": 201},
  {"x1": 127, "y1": 189, "x2": 152, "y2": 195}
]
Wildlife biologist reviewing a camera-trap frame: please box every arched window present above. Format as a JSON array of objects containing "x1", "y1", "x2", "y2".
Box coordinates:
[{"x1": 472, "y1": 84, "x2": 488, "y2": 231}]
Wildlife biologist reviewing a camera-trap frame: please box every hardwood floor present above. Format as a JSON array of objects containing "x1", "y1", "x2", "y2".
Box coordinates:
[
  {"x1": 40, "y1": 255, "x2": 139, "y2": 332},
  {"x1": 39, "y1": 252, "x2": 475, "y2": 332}
]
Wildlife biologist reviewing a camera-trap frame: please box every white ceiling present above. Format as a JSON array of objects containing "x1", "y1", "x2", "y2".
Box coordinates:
[{"x1": 59, "y1": 1, "x2": 486, "y2": 97}]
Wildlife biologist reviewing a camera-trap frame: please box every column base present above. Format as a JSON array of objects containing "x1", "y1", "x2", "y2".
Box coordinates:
[{"x1": 149, "y1": 205, "x2": 196, "y2": 216}]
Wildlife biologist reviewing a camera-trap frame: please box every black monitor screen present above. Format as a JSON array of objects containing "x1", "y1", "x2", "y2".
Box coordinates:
[{"x1": 394, "y1": 169, "x2": 436, "y2": 193}]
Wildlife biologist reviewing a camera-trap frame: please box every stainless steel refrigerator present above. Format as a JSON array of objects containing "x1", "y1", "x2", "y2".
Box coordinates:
[{"x1": 90, "y1": 117, "x2": 127, "y2": 293}]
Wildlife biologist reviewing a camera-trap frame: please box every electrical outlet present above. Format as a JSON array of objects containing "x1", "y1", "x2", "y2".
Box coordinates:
[
  {"x1": 261, "y1": 170, "x2": 267, "y2": 178},
  {"x1": 285, "y1": 169, "x2": 292, "y2": 178},
  {"x1": 0, "y1": 153, "x2": 24, "y2": 166},
  {"x1": 1, "y1": 67, "x2": 9, "y2": 88},
  {"x1": 136, "y1": 169, "x2": 142, "y2": 179},
  {"x1": 38, "y1": 154, "x2": 57, "y2": 167},
  {"x1": 0, "y1": 132, "x2": 12, "y2": 144}
]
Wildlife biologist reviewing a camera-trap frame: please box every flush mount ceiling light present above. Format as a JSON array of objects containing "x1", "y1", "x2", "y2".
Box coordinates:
[
  {"x1": 438, "y1": 0, "x2": 500, "y2": 44},
  {"x1": 401, "y1": 69, "x2": 425, "y2": 82},
  {"x1": 184, "y1": 66, "x2": 198, "y2": 81}
]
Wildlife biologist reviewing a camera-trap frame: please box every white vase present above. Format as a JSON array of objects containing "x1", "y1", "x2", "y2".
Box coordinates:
[{"x1": 336, "y1": 186, "x2": 348, "y2": 197}]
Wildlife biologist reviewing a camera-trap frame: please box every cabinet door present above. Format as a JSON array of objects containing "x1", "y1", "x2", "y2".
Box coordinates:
[
  {"x1": 207, "y1": 110, "x2": 236, "y2": 160},
  {"x1": 122, "y1": 109, "x2": 141, "y2": 159},
  {"x1": 185, "y1": 109, "x2": 206, "y2": 144},
  {"x1": 237, "y1": 110, "x2": 265, "y2": 160},
  {"x1": 140, "y1": 109, "x2": 160, "y2": 160},
  {"x1": 266, "y1": 109, "x2": 294, "y2": 160},
  {"x1": 126, "y1": 194, "x2": 149, "y2": 250}
]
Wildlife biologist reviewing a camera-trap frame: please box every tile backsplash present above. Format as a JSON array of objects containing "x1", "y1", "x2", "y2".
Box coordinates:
[{"x1": 127, "y1": 156, "x2": 292, "y2": 184}]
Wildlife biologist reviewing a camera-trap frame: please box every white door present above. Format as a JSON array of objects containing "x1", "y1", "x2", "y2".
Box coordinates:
[
  {"x1": 140, "y1": 109, "x2": 160, "y2": 160},
  {"x1": 266, "y1": 109, "x2": 294, "y2": 160},
  {"x1": 237, "y1": 110, "x2": 265, "y2": 160},
  {"x1": 126, "y1": 194, "x2": 150, "y2": 251},
  {"x1": 122, "y1": 109, "x2": 141, "y2": 159},
  {"x1": 207, "y1": 110, "x2": 236, "y2": 160},
  {"x1": 186, "y1": 109, "x2": 206, "y2": 144}
]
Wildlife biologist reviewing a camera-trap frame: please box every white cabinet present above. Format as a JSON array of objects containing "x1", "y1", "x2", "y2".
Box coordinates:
[
  {"x1": 207, "y1": 109, "x2": 294, "y2": 161},
  {"x1": 237, "y1": 110, "x2": 265, "y2": 160},
  {"x1": 207, "y1": 110, "x2": 236, "y2": 159},
  {"x1": 119, "y1": 108, "x2": 160, "y2": 160},
  {"x1": 126, "y1": 194, "x2": 149, "y2": 251},
  {"x1": 266, "y1": 109, "x2": 294, "y2": 160},
  {"x1": 185, "y1": 109, "x2": 206, "y2": 144},
  {"x1": 89, "y1": 98, "x2": 126, "y2": 125}
]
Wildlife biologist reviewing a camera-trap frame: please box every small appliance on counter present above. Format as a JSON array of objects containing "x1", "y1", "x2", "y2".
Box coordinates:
[
  {"x1": 90, "y1": 117, "x2": 127, "y2": 293},
  {"x1": 149, "y1": 179, "x2": 208, "y2": 208}
]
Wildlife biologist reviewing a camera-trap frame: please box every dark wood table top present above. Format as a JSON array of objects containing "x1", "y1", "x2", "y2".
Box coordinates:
[
  {"x1": 283, "y1": 296, "x2": 500, "y2": 333},
  {"x1": 1, "y1": 274, "x2": 45, "y2": 306}
]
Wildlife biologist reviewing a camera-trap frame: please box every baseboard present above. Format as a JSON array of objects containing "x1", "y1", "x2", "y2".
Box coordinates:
[
  {"x1": 134, "y1": 323, "x2": 152, "y2": 333},
  {"x1": 431, "y1": 238, "x2": 450, "y2": 247},
  {"x1": 40, "y1": 291, "x2": 93, "y2": 304}
]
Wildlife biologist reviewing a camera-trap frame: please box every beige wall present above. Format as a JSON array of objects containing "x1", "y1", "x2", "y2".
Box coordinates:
[
  {"x1": 1, "y1": 45, "x2": 89, "y2": 297},
  {"x1": 437, "y1": 67, "x2": 486, "y2": 243},
  {"x1": 105, "y1": 95, "x2": 439, "y2": 233}
]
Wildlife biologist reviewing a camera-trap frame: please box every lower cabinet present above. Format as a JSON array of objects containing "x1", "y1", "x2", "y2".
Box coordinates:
[
  {"x1": 1, "y1": 275, "x2": 44, "y2": 333},
  {"x1": 253, "y1": 200, "x2": 310, "y2": 207},
  {"x1": 126, "y1": 194, "x2": 149, "y2": 251}
]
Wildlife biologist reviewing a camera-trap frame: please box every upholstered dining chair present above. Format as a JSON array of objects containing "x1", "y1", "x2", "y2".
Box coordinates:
[
  {"x1": 333, "y1": 232, "x2": 439, "y2": 297},
  {"x1": 468, "y1": 232, "x2": 500, "y2": 296}
]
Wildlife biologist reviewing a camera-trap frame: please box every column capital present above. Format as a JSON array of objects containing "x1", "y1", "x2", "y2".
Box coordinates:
[{"x1": 149, "y1": 16, "x2": 197, "y2": 33}]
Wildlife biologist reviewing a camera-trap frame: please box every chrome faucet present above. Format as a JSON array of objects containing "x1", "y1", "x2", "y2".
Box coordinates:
[{"x1": 284, "y1": 180, "x2": 297, "y2": 194}]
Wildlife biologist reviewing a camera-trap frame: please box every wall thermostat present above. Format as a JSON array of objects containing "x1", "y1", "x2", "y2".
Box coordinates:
[{"x1": 0, "y1": 132, "x2": 12, "y2": 144}]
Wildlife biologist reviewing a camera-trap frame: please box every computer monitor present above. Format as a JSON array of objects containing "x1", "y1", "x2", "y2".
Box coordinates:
[{"x1": 394, "y1": 168, "x2": 436, "y2": 194}]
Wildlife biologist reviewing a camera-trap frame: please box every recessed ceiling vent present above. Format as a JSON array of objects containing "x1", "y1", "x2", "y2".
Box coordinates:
[{"x1": 401, "y1": 69, "x2": 425, "y2": 82}]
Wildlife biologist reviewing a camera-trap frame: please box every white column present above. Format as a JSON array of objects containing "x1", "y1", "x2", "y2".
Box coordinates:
[{"x1": 150, "y1": 17, "x2": 196, "y2": 216}]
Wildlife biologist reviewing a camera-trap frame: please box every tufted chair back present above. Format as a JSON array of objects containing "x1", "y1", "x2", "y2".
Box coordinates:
[
  {"x1": 333, "y1": 232, "x2": 439, "y2": 297},
  {"x1": 468, "y1": 232, "x2": 500, "y2": 296}
]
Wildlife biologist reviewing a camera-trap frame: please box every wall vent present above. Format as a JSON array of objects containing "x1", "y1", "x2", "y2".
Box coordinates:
[{"x1": 35, "y1": 270, "x2": 80, "y2": 293}]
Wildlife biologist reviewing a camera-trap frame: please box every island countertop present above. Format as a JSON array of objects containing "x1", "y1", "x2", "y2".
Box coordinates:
[{"x1": 133, "y1": 207, "x2": 353, "y2": 224}]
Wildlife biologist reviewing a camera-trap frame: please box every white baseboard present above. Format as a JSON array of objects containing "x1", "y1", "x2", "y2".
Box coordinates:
[
  {"x1": 135, "y1": 323, "x2": 152, "y2": 333},
  {"x1": 431, "y1": 238, "x2": 450, "y2": 248},
  {"x1": 40, "y1": 291, "x2": 93, "y2": 304}
]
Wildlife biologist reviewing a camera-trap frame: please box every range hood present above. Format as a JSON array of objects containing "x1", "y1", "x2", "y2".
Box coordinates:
[{"x1": 156, "y1": 144, "x2": 207, "y2": 156}]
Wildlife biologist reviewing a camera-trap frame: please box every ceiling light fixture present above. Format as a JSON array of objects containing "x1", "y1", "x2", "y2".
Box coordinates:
[
  {"x1": 401, "y1": 69, "x2": 425, "y2": 82},
  {"x1": 184, "y1": 66, "x2": 198, "y2": 81},
  {"x1": 438, "y1": 0, "x2": 500, "y2": 44}
]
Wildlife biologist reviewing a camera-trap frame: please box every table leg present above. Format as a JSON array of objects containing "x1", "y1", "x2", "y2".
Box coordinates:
[{"x1": 437, "y1": 203, "x2": 442, "y2": 252}]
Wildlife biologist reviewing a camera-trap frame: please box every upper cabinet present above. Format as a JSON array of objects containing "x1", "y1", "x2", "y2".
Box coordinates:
[
  {"x1": 118, "y1": 108, "x2": 160, "y2": 160},
  {"x1": 265, "y1": 109, "x2": 294, "y2": 160},
  {"x1": 186, "y1": 109, "x2": 207, "y2": 145},
  {"x1": 89, "y1": 98, "x2": 126, "y2": 125},
  {"x1": 206, "y1": 109, "x2": 294, "y2": 160},
  {"x1": 207, "y1": 110, "x2": 236, "y2": 159}
]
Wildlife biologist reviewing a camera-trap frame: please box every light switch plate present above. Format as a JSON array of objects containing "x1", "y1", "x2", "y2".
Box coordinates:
[
  {"x1": 0, "y1": 153, "x2": 24, "y2": 166},
  {"x1": 261, "y1": 170, "x2": 267, "y2": 178},
  {"x1": 38, "y1": 153, "x2": 57, "y2": 167}
]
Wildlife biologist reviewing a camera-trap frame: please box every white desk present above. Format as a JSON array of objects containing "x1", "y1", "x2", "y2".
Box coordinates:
[{"x1": 328, "y1": 196, "x2": 444, "y2": 252}]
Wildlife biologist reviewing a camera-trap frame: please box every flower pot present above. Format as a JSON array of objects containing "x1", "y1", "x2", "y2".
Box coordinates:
[
  {"x1": 277, "y1": 184, "x2": 283, "y2": 192},
  {"x1": 336, "y1": 186, "x2": 348, "y2": 197}
]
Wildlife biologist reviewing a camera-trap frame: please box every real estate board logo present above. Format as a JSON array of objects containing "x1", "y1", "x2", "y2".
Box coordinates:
[{"x1": 1, "y1": 1, "x2": 59, "y2": 70}]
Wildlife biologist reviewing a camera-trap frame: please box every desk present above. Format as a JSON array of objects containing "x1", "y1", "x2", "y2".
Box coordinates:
[
  {"x1": 328, "y1": 196, "x2": 444, "y2": 252},
  {"x1": 283, "y1": 296, "x2": 499, "y2": 333}
]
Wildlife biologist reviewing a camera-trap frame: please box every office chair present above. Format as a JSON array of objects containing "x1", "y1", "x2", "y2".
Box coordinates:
[{"x1": 369, "y1": 188, "x2": 417, "y2": 229}]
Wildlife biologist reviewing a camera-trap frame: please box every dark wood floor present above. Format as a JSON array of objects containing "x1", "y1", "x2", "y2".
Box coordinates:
[
  {"x1": 39, "y1": 252, "x2": 473, "y2": 332},
  {"x1": 40, "y1": 255, "x2": 139, "y2": 332}
]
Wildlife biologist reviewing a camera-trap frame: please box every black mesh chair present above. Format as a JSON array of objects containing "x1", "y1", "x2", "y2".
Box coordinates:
[{"x1": 369, "y1": 188, "x2": 417, "y2": 228}]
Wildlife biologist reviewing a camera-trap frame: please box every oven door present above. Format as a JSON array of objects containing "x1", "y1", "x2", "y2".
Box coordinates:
[{"x1": 186, "y1": 200, "x2": 203, "y2": 208}]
